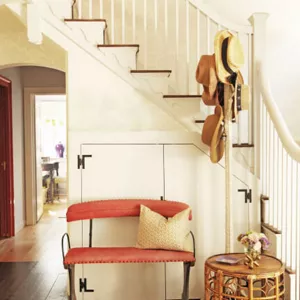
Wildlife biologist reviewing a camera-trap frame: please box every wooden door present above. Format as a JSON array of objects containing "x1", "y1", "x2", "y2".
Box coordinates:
[{"x1": 0, "y1": 75, "x2": 14, "y2": 237}]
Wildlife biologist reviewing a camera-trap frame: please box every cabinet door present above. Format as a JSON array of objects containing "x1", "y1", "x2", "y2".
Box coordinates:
[
  {"x1": 80, "y1": 144, "x2": 165, "y2": 300},
  {"x1": 164, "y1": 145, "x2": 250, "y2": 299},
  {"x1": 164, "y1": 145, "x2": 201, "y2": 299}
]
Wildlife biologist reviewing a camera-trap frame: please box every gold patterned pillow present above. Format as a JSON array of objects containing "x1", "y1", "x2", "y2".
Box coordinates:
[{"x1": 136, "y1": 204, "x2": 193, "y2": 252}]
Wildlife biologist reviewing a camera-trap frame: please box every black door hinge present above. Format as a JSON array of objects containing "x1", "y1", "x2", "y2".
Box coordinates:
[
  {"x1": 77, "y1": 154, "x2": 92, "y2": 169},
  {"x1": 79, "y1": 278, "x2": 94, "y2": 293},
  {"x1": 238, "y1": 189, "x2": 252, "y2": 203}
]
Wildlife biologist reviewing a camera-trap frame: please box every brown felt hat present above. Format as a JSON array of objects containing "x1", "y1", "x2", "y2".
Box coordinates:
[
  {"x1": 214, "y1": 30, "x2": 244, "y2": 84},
  {"x1": 202, "y1": 105, "x2": 225, "y2": 163},
  {"x1": 195, "y1": 54, "x2": 218, "y2": 106}
]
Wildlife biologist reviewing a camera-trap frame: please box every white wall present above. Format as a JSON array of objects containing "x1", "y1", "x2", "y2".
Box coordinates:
[
  {"x1": 0, "y1": 67, "x2": 25, "y2": 233},
  {"x1": 203, "y1": 0, "x2": 300, "y2": 139}
]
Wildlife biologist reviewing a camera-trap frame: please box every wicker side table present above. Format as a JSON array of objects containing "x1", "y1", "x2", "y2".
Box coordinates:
[{"x1": 205, "y1": 253, "x2": 285, "y2": 299}]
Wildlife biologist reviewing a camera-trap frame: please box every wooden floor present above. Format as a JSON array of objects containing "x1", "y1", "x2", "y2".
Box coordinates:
[{"x1": 0, "y1": 202, "x2": 68, "y2": 300}]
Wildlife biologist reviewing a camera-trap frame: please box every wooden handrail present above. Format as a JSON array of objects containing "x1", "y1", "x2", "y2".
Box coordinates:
[{"x1": 259, "y1": 61, "x2": 300, "y2": 162}]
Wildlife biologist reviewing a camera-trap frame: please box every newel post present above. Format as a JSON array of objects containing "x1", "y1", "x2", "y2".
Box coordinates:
[{"x1": 248, "y1": 13, "x2": 269, "y2": 179}]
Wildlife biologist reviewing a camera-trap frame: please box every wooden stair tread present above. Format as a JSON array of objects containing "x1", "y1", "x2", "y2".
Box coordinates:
[
  {"x1": 131, "y1": 70, "x2": 172, "y2": 74},
  {"x1": 65, "y1": 19, "x2": 106, "y2": 22},
  {"x1": 261, "y1": 222, "x2": 281, "y2": 235},
  {"x1": 232, "y1": 143, "x2": 254, "y2": 148},
  {"x1": 163, "y1": 95, "x2": 202, "y2": 98},
  {"x1": 97, "y1": 44, "x2": 139, "y2": 48}
]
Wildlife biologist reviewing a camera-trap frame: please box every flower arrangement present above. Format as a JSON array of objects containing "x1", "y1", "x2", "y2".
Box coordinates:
[
  {"x1": 237, "y1": 230, "x2": 270, "y2": 253},
  {"x1": 237, "y1": 231, "x2": 270, "y2": 269}
]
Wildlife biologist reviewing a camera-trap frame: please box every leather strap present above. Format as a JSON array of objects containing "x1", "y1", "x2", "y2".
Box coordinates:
[
  {"x1": 236, "y1": 84, "x2": 242, "y2": 111},
  {"x1": 221, "y1": 37, "x2": 235, "y2": 75}
]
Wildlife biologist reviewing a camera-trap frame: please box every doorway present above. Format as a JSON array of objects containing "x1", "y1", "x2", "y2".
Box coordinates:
[
  {"x1": 0, "y1": 75, "x2": 14, "y2": 237},
  {"x1": 35, "y1": 95, "x2": 67, "y2": 221}
]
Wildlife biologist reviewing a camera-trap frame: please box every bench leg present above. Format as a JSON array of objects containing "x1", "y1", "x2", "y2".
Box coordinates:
[
  {"x1": 181, "y1": 262, "x2": 191, "y2": 300},
  {"x1": 68, "y1": 264, "x2": 77, "y2": 300}
]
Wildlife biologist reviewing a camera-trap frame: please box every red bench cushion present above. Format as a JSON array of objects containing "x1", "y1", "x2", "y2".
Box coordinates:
[
  {"x1": 67, "y1": 199, "x2": 192, "y2": 222},
  {"x1": 64, "y1": 247, "x2": 195, "y2": 265}
]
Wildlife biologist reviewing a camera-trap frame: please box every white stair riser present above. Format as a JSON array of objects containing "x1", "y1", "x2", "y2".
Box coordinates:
[
  {"x1": 163, "y1": 98, "x2": 202, "y2": 121},
  {"x1": 97, "y1": 47, "x2": 138, "y2": 70},
  {"x1": 65, "y1": 21, "x2": 106, "y2": 45},
  {"x1": 131, "y1": 74, "x2": 170, "y2": 94}
]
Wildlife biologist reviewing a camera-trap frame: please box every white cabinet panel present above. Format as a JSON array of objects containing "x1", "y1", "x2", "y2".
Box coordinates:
[
  {"x1": 78, "y1": 144, "x2": 165, "y2": 300},
  {"x1": 81, "y1": 144, "x2": 164, "y2": 200},
  {"x1": 163, "y1": 145, "x2": 200, "y2": 299},
  {"x1": 164, "y1": 145, "x2": 250, "y2": 299}
]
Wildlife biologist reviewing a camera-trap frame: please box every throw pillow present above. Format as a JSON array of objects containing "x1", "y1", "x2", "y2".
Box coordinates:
[{"x1": 136, "y1": 204, "x2": 193, "y2": 252}]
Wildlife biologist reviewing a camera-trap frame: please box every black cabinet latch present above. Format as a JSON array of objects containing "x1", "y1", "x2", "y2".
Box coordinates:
[
  {"x1": 77, "y1": 154, "x2": 92, "y2": 169},
  {"x1": 238, "y1": 189, "x2": 252, "y2": 203},
  {"x1": 79, "y1": 278, "x2": 94, "y2": 292}
]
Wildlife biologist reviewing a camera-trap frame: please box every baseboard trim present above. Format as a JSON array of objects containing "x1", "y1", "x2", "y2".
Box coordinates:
[{"x1": 15, "y1": 220, "x2": 25, "y2": 234}]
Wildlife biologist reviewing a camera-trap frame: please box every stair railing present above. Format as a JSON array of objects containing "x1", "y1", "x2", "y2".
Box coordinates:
[
  {"x1": 259, "y1": 61, "x2": 300, "y2": 299},
  {"x1": 71, "y1": 0, "x2": 254, "y2": 146}
]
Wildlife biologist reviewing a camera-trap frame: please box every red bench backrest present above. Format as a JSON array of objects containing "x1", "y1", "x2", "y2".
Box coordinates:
[{"x1": 67, "y1": 199, "x2": 192, "y2": 222}]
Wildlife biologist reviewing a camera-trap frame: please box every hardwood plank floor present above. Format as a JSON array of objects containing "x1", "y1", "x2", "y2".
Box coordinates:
[{"x1": 0, "y1": 202, "x2": 68, "y2": 300}]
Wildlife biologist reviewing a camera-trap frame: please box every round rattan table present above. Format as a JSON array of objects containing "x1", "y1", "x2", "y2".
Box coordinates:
[{"x1": 205, "y1": 253, "x2": 285, "y2": 299}]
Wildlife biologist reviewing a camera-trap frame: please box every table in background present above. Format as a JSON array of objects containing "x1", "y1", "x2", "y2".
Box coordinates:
[{"x1": 205, "y1": 253, "x2": 284, "y2": 299}]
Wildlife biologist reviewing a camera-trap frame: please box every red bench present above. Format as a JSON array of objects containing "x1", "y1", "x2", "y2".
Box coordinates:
[{"x1": 62, "y1": 199, "x2": 196, "y2": 300}]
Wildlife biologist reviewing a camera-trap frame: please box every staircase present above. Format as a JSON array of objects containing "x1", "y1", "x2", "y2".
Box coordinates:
[{"x1": 62, "y1": 0, "x2": 253, "y2": 147}]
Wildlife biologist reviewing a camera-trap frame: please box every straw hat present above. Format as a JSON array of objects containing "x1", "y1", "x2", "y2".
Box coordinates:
[
  {"x1": 195, "y1": 54, "x2": 218, "y2": 106},
  {"x1": 214, "y1": 30, "x2": 244, "y2": 84},
  {"x1": 202, "y1": 105, "x2": 225, "y2": 163}
]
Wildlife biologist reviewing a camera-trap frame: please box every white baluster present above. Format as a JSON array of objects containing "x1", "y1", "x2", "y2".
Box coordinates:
[
  {"x1": 132, "y1": 0, "x2": 136, "y2": 43},
  {"x1": 100, "y1": 0, "x2": 103, "y2": 18},
  {"x1": 296, "y1": 163, "x2": 300, "y2": 299},
  {"x1": 164, "y1": 0, "x2": 168, "y2": 70},
  {"x1": 269, "y1": 123, "x2": 274, "y2": 226},
  {"x1": 274, "y1": 132, "x2": 279, "y2": 229},
  {"x1": 175, "y1": 0, "x2": 179, "y2": 89},
  {"x1": 78, "y1": 0, "x2": 82, "y2": 19},
  {"x1": 267, "y1": 115, "x2": 270, "y2": 204},
  {"x1": 237, "y1": 32, "x2": 242, "y2": 145},
  {"x1": 273, "y1": 129, "x2": 277, "y2": 228},
  {"x1": 164, "y1": 0, "x2": 168, "y2": 37},
  {"x1": 111, "y1": 0, "x2": 115, "y2": 43},
  {"x1": 291, "y1": 160, "x2": 296, "y2": 272},
  {"x1": 175, "y1": 0, "x2": 179, "y2": 61},
  {"x1": 248, "y1": 33, "x2": 253, "y2": 144},
  {"x1": 144, "y1": 0, "x2": 148, "y2": 69},
  {"x1": 280, "y1": 146, "x2": 285, "y2": 261},
  {"x1": 206, "y1": 15, "x2": 211, "y2": 115},
  {"x1": 277, "y1": 136, "x2": 281, "y2": 231},
  {"x1": 89, "y1": 0, "x2": 92, "y2": 18},
  {"x1": 122, "y1": 0, "x2": 125, "y2": 44},
  {"x1": 186, "y1": 0, "x2": 190, "y2": 94},
  {"x1": 154, "y1": 0, "x2": 158, "y2": 31},
  {"x1": 286, "y1": 156, "x2": 291, "y2": 267},
  {"x1": 196, "y1": 10, "x2": 201, "y2": 95},
  {"x1": 154, "y1": 0, "x2": 158, "y2": 68},
  {"x1": 263, "y1": 105, "x2": 267, "y2": 194}
]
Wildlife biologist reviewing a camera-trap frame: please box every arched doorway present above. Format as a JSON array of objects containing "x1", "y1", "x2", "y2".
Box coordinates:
[{"x1": 0, "y1": 66, "x2": 66, "y2": 235}]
